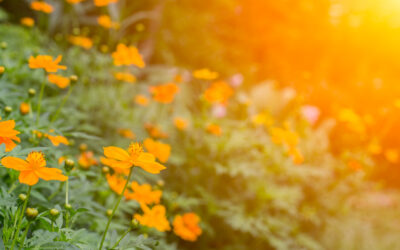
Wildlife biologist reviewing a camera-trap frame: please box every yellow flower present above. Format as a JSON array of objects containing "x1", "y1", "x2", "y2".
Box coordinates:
[
  {"x1": 193, "y1": 68, "x2": 218, "y2": 80},
  {"x1": 98, "y1": 15, "x2": 119, "y2": 29},
  {"x1": 173, "y1": 213, "x2": 202, "y2": 241},
  {"x1": 68, "y1": 36, "x2": 93, "y2": 50},
  {"x1": 134, "y1": 203, "x2": 170, "y2": 232},
  {"x1": 118, "y1": 129, "x2": 136, "y2": 139},
  {"x1": 114, "y1": 72, "x2": 136, "y2": 83},
  {"x1": 48, "y1": 74, "x2": 70, "y2": 88},
  {"x1": 19, "y1": 102, "x2": 30, "y2": 115},
  {"x1": 0, "y1": 120, "x2": 20, "y2": 152},
  {"x1": 30, "y1": 1, "x2": 53, "y2": 13},
  {"x1": 21, "y1": 17, "x2": 35, "y2": 27},
  {"x1": 78, "y1": 151, "x2": 98, "y2": 169},
  {"x1": 1, "y1": 152, "x2": 67, "y2": 186},
  {"x1": 106, "y1": 174, "x2": 128, "y2": 195},
  {"x1": 125, "y1": 181, "x2": 162, "y2": 205},
  {"x1": 101, "y1": 142, "x2": 166, "y2": 174},
  {"x1": 206, "y1": 124, "x2": 222, "y2": 136},
  {"x1": 143, "y1": 138, "x2": 171, "y2": 163},
  {"x1": 149, "y1": 83, "x2": 179, "y2": 104},
  {"x1": 29, "y1": 55, "x2": 66, "y2": 73},
  {"x1": 204, "y1": 81, "x2": 234, "y2": 105},
  {"x1": 46, "y1": 135, "x2": 69, "y2": 146},
  {"x1": 112, "y1": 44, "x2": 145, "y2": 68},
  {"x1": 94, "y1": 0, "x2": 118, "y2": 6},
  {"x1": 174, "y1": 117, "x2": 188, "y2": 131},
  {"x1": 134, "y1": 95, "x2": 150, "y2": 106}
]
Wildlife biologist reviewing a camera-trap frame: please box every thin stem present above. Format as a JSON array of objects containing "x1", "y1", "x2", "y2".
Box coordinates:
[
  {"x1": 36, "y1": 80, "x2": 46, "y2": 126},
  {"x1": 65, "y1": 178, "x2": 69, "y2": 228},
  {"x1": 51, "y1": 220, "x2": 54, "y2": 232},
  {"x1": 10, "y1": 186, "x2": 32, "y2": 250},
  {"x1": 9, "y1": 206, "x2": 21, "y2": 242},
  {"x1": 99, "y1": 167, "x2": 133, "y2": 250},
  {"x1": 111, "y1": 228, "x2": 131, "y2": 249},
  {"x1": 8, "y1": 181, "x2": 17, "y2": 194},
  {"x1": 19, "y1": 221, "x2": 32, "y2": 247},
  {"x1": 50, "y1": 85, "x2": 74, "y2": 124}
]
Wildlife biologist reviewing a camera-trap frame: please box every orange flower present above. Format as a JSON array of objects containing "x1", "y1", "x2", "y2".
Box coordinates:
[
  {"x1": 30, "y1": 1, "x2": 53, "y2": 13},
  {"x1": 149, "y1": 83, "x2": 179, "y2": 104},
  {"x1": 94, "y1": 0, "x2": 118, "y2": 6},
  {"x1": 101, "y1": 142, "x2": 166, "y2": 174},
  {"x1": 47, "y1": 135, "x2": 69, "y2": 146},
  {"x1": 78, "y1": 151, "x2": 98, "y2": 169},
  {"x1": 1, "y1": 152, "x2": 68, "y2": 186},
  {"x1": 206, "y1": 124, "x2": 222, "y2": 136},
  {"x1": 173, "y1": 213, "x2": 202, "y2": 241},
  {"x1": 174, "y1": 117, "x2": 188, "y2": 131},
  {"x1": 134, "y1": 203, "x2": 170, "y2": 232},
  {"x1": 125, "y1": 181, "x2": 162, "y2": 204},
  {"x1": 48, "y1": 74, "x2": 70, "y2": 88},
  {"x1": 106, "y1": 174, "x2": 128, "y2": 195},
  {"x1": 21, "y1": 17, "x2": 34, "y2": 27},
  {"x1": 143, "y1": 138, "x2": 171, "y2": 163},
  {"x1": 118, "y1": 129, "x2": 136, "y2": 139},
  {"x1": 29, "y1": 55, "x2": 66, "y2": 73},
  {"x1": 0, "y1": 120, "x2": 20, "y2": 152},
  {"x1": 348, "y1": 159, "x2": 362, "y2": 171},
  {"x1": 68, "y1": 36, "x2": 93, "y2": 50},
  {"x1": 134, "y1": 95, "x2": 150, "y2": 106},
  {"x1": 112, "y1": 44, "x2": 145, "y2": 68},
  {"x1": 114, "y1": 72, "x2": 136, "y2": 84},
  {"x1": 66, "y1": 0, "x2": 85, "y2": 4},
  {"x1": 144, "y1": 123, "x2": 168, "y2": 139},
  {"x1": 174, "y1": 74, "x2": 183, "y2": 83},
  {"x1": 204, "y1": 81, "x2": 234, "y2": 105},
  {"x1": 20, "y1": 102, "x2": 30, "y2": 115},
  {"x1": 98, "y1": 15, "x2": 119, "y2": 29},
  {"x1": 58, "y1": 156, "x2": 66, "y2": 165},
  {"x1": 288, "y1": 147, "x2": 304, "y2": 165},
  {"x1": 0, "y1": 66, "x2": 4, "y2": 74},
  {"x1": 192, "y1": 68, "x2": 218, "y2": 80}
]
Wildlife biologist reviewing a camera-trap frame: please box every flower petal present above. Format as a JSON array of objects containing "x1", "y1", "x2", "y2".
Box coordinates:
[
  {"x1": 134, "y1": 153, "x2": 166, "y2": 174},
  {"x1": 19, "y1": 171, "x2": 39, "y2": 185},
  {"x1": 1, "y1": 156, "x2": 30, "y2": 171},
  {"x1": 100, "y1": 157, "x2": 132, "y2": 169},
  {"x1": 35, "y1": 167, "x2": 68, "y2": 181},
  {"x1": 103, "y1": 146, "x2": 130, "y2": 161}
]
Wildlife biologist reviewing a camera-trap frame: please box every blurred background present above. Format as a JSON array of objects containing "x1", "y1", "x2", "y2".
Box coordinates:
[{"x1": 2, "y1": 0, "x2": 400, "y2": 249}]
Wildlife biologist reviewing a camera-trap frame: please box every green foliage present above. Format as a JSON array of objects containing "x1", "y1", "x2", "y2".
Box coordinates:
[{"x1": 0, "y1": 21, "x2": 399, "y2": 250}]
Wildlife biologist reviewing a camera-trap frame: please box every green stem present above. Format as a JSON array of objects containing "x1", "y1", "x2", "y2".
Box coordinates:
[
  {"x1": 65, "y1": 178, "x2": 69, "y2": 228},
  {"x1": 19, "y1": 221, "x2": 32, "y2": 247},
  {"x1": 36, "y1": 80, "x2": 46, "y2": 126},
  {"x1": 99, "y1": 167, "x2": 133, "y2": 250},
  {"x1": 8, "y1": 181, "x2": 17, "y2": 194},
  {"x1": 111, "y1": 228, "x2": 131, "y2": 249},
  {"x1": 50, "y1": 85, "x2": 74, "y2": 124},
  {"x1": 10, "y1": 186, "x2": 32, "y2": 250},
  {"x1": 9, "y1": 206, "x2": 21, "y2": 242},
  {"x1": 51, "y1": 220, "x2": 54, "y2": 232}
]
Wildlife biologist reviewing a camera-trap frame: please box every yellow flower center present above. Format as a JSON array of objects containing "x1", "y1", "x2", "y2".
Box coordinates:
[
  {"x1": 128, "y1": 143, "x2": 143, "y2": 160},
  {"x1": 27, "y1": 152, "x2": 46, "y2": 169}
]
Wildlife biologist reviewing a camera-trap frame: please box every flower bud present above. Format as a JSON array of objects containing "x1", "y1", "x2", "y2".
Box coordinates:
[
  {"x1": 106, "y1": 209, "x2": 112, "y2": 217},
  {"x1": 50, "y1": 208, "x2": 60, "y2": 217},
  {"x1": 20, "y1": 102, "x2": 30, "y2": 115},
  {"x1": 102, "y1": 166, "x2": 110, "y2": 174},
  {"x1": 4, "y1": 106, "x2": 12, "y2": 114},
  {"x1": 69, "y1": 75, "x2": 78, "y2": 83},
  {"x1": 28, "y1": 88, "x2": 36, "y2": 97},
  {"x1": 156, "y1": 180, "x2": 164, "y2": 187},
  {"x1": 100, "y1": 45, "x2": 109, "y2": 53},
  {"x1": 79, "y1": 143, "x2": 87, "y2": 152},
  {"x1": 0, "y1": 42, "x2": 7, "y2": 49},
  {"x1": 26, "y1": 207, "x2": 38, "y2": 220},
  {"x1": 131, "y1": 218, "x2": 139, "y2": 228},
  {"x1": 64, "y1": 159, "x2": 75, "y2": 172},
  {"x1": 65, "y1": 203, "x2": 72, "y2": 210},
  {"x1": 19, "y1": 193, "x2": 27, "y2": 201},
  {"x1": 0, "y1": 66, "x2": 4, "y2": 74}
]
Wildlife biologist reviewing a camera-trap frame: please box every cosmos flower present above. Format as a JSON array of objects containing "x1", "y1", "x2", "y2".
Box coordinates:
[
  {"x1": 173, "y1": 213, "x2": 202, "y2": 241},
  {"x1": 1, "y1": 152, "x2": 68, "y2": 186},
  {"x1": 29, "y1": 55, "x2": 66, "y2": 73},
  {"x1": 0, "y1": 120, "x2": 20, "y2": 152}
]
